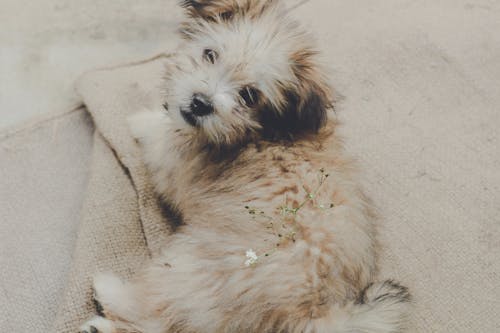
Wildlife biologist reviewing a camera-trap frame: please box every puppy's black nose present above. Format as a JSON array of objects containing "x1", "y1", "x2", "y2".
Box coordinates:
[{"x1": 190, "y1": 93, "x2": 214, "y2": 117}]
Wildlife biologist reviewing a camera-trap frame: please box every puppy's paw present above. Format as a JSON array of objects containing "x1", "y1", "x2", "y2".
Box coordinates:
[
  {"x1": 363, "y1": 279, "x2": 411, "y2": 305},
  {"x1": 92, "y1": 273, "x2": 139, "y2": 320},
  {"x1": 353, "y1": 280, "x2": 411, "y2": 332},
  {"x1": 127, "y1": 109, "x2": 171, "y2": 141},
  {"x1": 79, "y1": 316, "x2": 115, "y2": 333},
  {"x1": 93, "y1": 273, "x2": 125, "y2": 310}
]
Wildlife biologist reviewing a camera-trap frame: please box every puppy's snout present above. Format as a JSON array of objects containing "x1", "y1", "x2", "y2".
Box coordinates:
[{"x1": 190, "y1": 93, "x2": 214, "y2": 117}]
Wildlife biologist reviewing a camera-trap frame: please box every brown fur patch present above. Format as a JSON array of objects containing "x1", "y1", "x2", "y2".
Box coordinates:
[{"x1": 180, "y1": 0, "x2": 277, "y2": 22}]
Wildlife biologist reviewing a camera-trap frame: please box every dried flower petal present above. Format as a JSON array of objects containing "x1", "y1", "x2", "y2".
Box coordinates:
[{"x1": 244, "y1": 249, "x2": 259, "y2": 266}]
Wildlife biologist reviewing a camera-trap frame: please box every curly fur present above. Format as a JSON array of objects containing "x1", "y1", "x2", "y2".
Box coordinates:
[{"x1": 80, "y1": 1, "x2": 410, "y2": 332}]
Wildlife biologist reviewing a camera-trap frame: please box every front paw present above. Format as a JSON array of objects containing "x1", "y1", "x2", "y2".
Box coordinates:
[
  {"x1": 79, "y1": 316, "x2": 115, "y2": 333},
  {"x1": 127, "y1": 109, "x2": 171, "y2": 142}
]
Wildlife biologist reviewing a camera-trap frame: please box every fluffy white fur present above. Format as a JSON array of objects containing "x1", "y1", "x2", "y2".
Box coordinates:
[{"x1": 81, "y1": 1, "x2": 410, "y2": 332}]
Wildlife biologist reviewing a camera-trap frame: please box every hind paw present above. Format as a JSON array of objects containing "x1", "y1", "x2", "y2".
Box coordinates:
[
  {"x1": 360, "y1": 280, "x2": 411, "y2": 305},
  {"x1": 374, "y1": 280, "x2": 410, "y2": 303}
]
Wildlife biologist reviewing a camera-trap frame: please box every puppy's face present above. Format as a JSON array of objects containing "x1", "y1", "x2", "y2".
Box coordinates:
[{"x1": 165, "y1": 0, "x2": 332, "y2": 147}]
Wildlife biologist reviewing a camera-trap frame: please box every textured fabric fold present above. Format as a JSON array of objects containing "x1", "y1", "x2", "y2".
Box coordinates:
[
  {"x1": 52, "y1": 56, "x2": 174, "y2": 333},
  {"x1": 52, "y1": 132, "x2": 151, "y2": 332},
  {"x1": 74, "y1": 55, "x2": 174, "y2": 254}
]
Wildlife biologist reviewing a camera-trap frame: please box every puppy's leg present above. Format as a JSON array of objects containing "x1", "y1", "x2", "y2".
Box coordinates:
[
  {"x1": 79, "y1": 273, "x2": 149, "y2": 333},
  {"x1": 127, "y1": 109, "x2": 171, "y2": 143},
  {"x1": 91, "y1": 273, "x2": 144, "y2": 323},
  {"x1": 312, "y1": 280, "x2": 411, "y2": 333},
  {"x1": 350, "y1": 280, "x2": 411, "y2": 333},
  {"x1": 127, "y1": 109, "x2": 178, "y2": 188},
  {"x1": 79, "y1": 273, "x2": 157, "y2": 333}
]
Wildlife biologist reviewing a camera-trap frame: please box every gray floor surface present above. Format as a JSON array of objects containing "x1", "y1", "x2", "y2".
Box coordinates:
[{"x1": 0, "y1": 0, "x2": 183, "y2": 129}]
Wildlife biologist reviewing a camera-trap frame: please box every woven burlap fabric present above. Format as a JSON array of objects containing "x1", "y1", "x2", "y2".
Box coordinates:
[
  {"x1": 52, "y1": 57, "x2": 173, "y2": 333},
  {"x1": 74, "y1": 55, "x2": 174, "y2": 254}
]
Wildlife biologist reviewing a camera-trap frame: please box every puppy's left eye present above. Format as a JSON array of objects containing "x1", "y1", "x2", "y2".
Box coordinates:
[
  {"x1": 203, "y1": 49, "x2": 218, "y2": 64},
  {"x1": 239, "y1": 86, "x2": 260, "y2": 107},
  {"x1": 220, "y1": 11, "x2": 233, "y2": 21}
]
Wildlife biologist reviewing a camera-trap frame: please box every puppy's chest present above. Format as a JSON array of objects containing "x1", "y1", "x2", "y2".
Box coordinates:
[{"x1": 173, "y1": 144, "x2": 330, "y2": 223}]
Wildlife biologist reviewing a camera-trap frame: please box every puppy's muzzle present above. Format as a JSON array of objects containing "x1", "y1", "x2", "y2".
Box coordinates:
[
  {"x1": 190, "y1": 93, "x2": 214, "y2": 117},
  {"x1": 181, "y1": 93, "x2": 214, "y2": 127}
]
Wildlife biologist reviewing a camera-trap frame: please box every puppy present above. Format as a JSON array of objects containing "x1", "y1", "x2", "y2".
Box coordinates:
[{"x1": 81, "y1": 1, "x2": 410, "y2": 332}]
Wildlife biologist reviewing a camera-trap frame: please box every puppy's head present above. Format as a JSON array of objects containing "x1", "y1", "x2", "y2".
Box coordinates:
[{"x1": 165, "y1": 0, "x2": 333, "y2": 147}]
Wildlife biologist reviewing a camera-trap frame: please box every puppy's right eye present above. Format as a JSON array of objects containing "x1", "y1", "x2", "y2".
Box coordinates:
[
  {"x1": 239, "y1": 86, "x2": 260, "y2": 107},
  {"x1": 220, "y1": 11, "x2": 233, "y2": 21},
  {"x1": 203, "y1": 49, "x2": 218, "y2": 64}
]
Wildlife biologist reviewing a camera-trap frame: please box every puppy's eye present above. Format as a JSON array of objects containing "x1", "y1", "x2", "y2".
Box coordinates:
[
  {"x1": 239, "y1": 86, "x2": 259, "y2": 107},
  {"x1": 220, "y1": 11, "x2": 233, "y2": 21},
  {"x1": 203, "y1": 49, "x2": 218, "y2": 64}
]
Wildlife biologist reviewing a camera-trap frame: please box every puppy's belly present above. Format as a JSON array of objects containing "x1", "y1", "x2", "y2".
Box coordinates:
[{"x1": 162, "y1": 180, "x2": 375, "y2": 301}]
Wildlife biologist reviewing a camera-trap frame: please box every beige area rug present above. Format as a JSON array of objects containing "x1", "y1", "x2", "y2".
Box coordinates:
[{"x1": 0, "y1": 108, "x2": 94, "y2": 332}]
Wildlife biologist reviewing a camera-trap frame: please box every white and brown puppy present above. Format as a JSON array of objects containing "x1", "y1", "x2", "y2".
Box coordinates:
[{"x1": 81, "y1": 1, "x2": 410, "y2": 332}]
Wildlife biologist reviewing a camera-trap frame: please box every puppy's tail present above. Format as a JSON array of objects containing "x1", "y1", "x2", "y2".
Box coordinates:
[{"x1": 311, "y1": 280, "x2": 411, "y2": 333}]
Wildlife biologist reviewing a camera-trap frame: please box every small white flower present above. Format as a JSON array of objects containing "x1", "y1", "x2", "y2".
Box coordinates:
[{"x1": 244, "y1": 249, "x2": 258, "y2": 267}]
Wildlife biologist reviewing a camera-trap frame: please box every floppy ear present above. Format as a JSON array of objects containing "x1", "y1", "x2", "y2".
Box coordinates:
[
  {"x1": 260, "y1": 83, "x2": 332, "y2": 140},
  {"x1": 179, "y1": 0, "x2": 233, "y2": 21},
  {"x1": 259, "y1": 55, "x2": 333, "y2": 141},
  {"x1": 179, "y1": 0, "x2": 279, "y2": 21},
  {"x1": 180, "y1": 0, "x2": 210, "y2": 19}
]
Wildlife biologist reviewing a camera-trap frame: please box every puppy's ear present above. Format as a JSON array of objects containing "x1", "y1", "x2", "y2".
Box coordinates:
[
  {"x1": 261, "y1": 85, "x2": 331, "y2": 140},
  {"x1": 260, "y1": 53, "x2": 333, "y2": 140},
  {"x1": 179, "y1": 0, "x2": 234, "y2": 21},
  {"x1": 179, "y1": 0, "x2": 205, "y2": 18},
  {"x1": 292, "y1": 79, "x2": 332, "y2": 134},
  {"x1": 179, "y1": 0, "x2": 279, "y2": 21}
]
